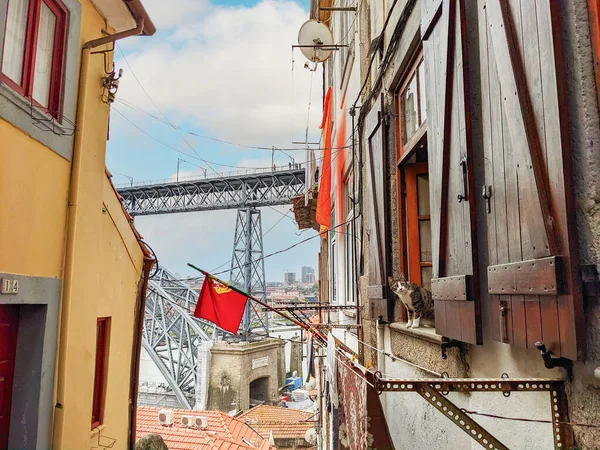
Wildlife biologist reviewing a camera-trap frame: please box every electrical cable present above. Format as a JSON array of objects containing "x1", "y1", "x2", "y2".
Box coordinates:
[
  {"x1": 114, "y1": 97, "x2": 347, "y2": 153},
  {"x1": 460, "y1": 409, "x2": 600, "y2": 429}
]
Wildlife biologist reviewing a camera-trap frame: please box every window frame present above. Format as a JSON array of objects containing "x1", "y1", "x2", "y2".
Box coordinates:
[
  {"x1": 91, "y1": 317, "x2": 110, "y2": 429},
  {"x1": 395, "y1": 52, "x2": 427, "y2": 164},
  {"x1": 404, "y1": 163, "x2": 431, "y2": 288},
  {"x1": 0, "y1": 0, "x2": 69, "y2": 118}
]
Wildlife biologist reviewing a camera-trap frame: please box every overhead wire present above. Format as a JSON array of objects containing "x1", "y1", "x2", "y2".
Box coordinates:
[
  {"x1": 113, "y1": 47, "x2": 309, "y2": 229},
  {"x1": 114, "y1": 97, "x2": 345, "y2": 153}
]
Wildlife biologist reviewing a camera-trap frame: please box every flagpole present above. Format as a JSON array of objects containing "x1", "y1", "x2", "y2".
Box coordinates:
[{"x1": 187, "y1": 263, "x2": 357, "y2": 358}]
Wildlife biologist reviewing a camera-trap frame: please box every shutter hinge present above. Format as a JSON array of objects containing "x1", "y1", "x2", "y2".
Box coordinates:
[{"x1": 581, "y1": 264, "x2": 600, "y2": 302}]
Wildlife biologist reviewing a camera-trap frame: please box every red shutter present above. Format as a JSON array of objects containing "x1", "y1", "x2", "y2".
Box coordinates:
[
  {"x1": 479, "y1": 0, "x2": 584, "y2": 360},
  {"x1": 365, "y1": 97, "x2": 390, "y2": 321},
  {"x1": 422, "y1": 0, "x2": 482, "y2": 344}
]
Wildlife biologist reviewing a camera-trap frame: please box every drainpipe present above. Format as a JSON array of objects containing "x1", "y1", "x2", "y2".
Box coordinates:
[
  {"x1": 54, "y1": 18, "x2": 150, "y2": 448},
  {"x1": 83, "y1": 18, "x2": 144, "y2": 49},
  {"x1": 128, "y1": 254, "x2": 155, "y2": 449}
]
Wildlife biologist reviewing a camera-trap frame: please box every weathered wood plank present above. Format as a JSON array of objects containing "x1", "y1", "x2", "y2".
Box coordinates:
[
  {"x1": 525, "y1": 296, "x2": 543, "y2": 349},
  {"x1": 483, "y1": 0, "x2": 511, "y2": 344},
  {"x1": 538, "y1": 0, "x2": 584, "y2": 360},
  {"x1": 486, "y1": 0, "x2": 558, "y2": 256},
  {"x1": 431, "y1": 275, "x2": 470, "y2": 301},
  {"x1": 437, "y1": 0, "x2": 457, "y2": 279},
  {"x1": 422, "y1": 0, "x2": 443, "y2": 40},
  {"x1": 488, "y1": 256, "x2": 563, "y2": 295}
]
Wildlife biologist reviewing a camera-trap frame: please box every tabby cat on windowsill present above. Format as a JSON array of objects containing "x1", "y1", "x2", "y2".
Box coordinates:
[{"x1": 388, "y1": 274, "x2": 434, "y2": 329}]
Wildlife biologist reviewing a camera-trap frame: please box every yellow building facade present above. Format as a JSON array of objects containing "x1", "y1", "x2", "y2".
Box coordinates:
[{"x1": 0, "y1": 0, "x2": 155, "y2": 448}]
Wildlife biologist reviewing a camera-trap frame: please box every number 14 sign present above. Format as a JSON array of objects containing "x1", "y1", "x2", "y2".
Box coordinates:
[{"x1": 1, "y1": 278, "x2": 19, "y2": 294}]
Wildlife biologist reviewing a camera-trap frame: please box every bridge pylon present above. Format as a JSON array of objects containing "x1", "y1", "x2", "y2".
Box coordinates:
[{"x1": 229, "y1": 208, "x2": 269, "y2": 338}]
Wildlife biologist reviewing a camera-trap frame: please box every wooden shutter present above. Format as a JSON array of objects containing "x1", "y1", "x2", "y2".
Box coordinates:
[
  {"x1": 365, "y1": 97, "x2": 389, "y2": 321},
  {"x1": 479, "y1": 0, "x2": 584, "y2": 360},
  {"x1": 422, "y1": 0, "x2": 482, "y2": 344}
]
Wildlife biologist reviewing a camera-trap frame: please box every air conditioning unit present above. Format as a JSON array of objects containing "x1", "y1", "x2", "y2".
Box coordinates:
[
  {"x1": 181, "y1": 415, "x2": 208, "y2": 429},
  {"x1": 158, "y1": 409, "x2": 174, "y2": 426}
]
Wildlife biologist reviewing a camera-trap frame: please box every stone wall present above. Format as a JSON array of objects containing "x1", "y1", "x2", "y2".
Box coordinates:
[{"x1": 208, "y1": 339, "x2": 285, "y2": 413}]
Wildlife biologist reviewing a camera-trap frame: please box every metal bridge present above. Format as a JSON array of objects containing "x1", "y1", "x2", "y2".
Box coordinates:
[
  {"x1": 117, "y1": 167, "x2": 305, "y2": 216},
  {"x1": 119, "y1": 167, "x2": 307, "y2": 408}
]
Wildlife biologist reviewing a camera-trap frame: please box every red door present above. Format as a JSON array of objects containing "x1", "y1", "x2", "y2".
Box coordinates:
[{"x1": 0, "y1": 306, "x2": 19, "y2": 449}]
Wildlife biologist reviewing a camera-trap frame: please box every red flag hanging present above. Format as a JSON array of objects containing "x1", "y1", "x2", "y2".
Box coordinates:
[
  {"x1": 316, "y1": 87, "x2": 333, "y2": 231},
  {"x1": 193, "y1": 277, "x2": 248, "y2": 334}
]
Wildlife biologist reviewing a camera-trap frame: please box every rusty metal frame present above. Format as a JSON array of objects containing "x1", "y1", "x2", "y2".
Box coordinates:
[{"x1": 376, "y1": 377, "x2": 573, "y2": 449}]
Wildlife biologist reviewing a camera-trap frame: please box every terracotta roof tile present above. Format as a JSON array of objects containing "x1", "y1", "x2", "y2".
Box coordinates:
[
  {"x1": 136, "y1": 407, "x2": 271, "y2": 450},
  {"x1": 236, "y1": 406, "x2": 314, "y2": 440}
]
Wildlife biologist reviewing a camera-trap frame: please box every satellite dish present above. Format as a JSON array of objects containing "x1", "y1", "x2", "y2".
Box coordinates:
[
  {"x1": 304, "y1": 428, "x2": 318, "y2": 444},
  {"x1": 298, "y1": 20, "x2": 334, "y2": 63}
]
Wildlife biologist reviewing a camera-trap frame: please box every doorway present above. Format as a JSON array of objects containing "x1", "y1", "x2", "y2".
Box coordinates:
[{"x1": 0, "y1": 305, "x2": 19, "y2": 448}]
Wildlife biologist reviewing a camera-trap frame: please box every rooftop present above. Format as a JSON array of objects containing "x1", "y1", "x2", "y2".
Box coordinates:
[
  {"x1": 236, "y1": 405, "x2": 314, "y2": 440},
  {"x1": 136, "y1": 407, "x2": 271, "y2": 450}
]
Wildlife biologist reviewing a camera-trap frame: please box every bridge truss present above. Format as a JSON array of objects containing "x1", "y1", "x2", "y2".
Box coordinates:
[
  {"x1": 120, "y1": 168, "x2": 307, "y2": 408},
  {"x1": 142, "y1": 266, "x2": 220, "y2": 408},
  {"x1": 118, "y1": 168, "x2": 305, "y2": 215}
]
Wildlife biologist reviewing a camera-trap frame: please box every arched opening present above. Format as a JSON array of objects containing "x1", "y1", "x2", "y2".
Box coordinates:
[{"x1": 249, "y1": 376, "x2": 269, "y2": 407}]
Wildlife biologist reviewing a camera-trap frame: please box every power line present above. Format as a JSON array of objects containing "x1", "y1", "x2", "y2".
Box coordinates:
[
  {"x1": 113, "y1": 105, "x2": 349, "y2": 170},
  {"x1": 114, "y1": 97, "x2": 347, "y2": 153}
]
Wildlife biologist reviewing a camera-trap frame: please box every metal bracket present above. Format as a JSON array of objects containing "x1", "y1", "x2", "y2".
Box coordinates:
[
  {"x1": 441, "y1": 338, "x2": 461, "y2": 360},
  {"x1": 375, "y1": 377, "x2": 573, "y2": 449}
]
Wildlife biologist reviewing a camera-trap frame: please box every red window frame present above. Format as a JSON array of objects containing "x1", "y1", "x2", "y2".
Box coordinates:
[
  {"x1": 0, "y1": 0, "x2": 68, "y2": 117},
  {"x1": 91, "y1": 317, "x2": 110, "y2": 429},
  {"x1": 404, "y1": 163, "x2": 431, "y2": 287}
]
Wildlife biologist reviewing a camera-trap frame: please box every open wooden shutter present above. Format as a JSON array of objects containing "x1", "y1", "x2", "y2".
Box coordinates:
[
  {"x1": 479, "y1": 0, "x2": 584, "y2": 360},
  {"x1": 365, "y1": 97, "x2": 389, "y2": 321},
  {"x1": 422, "y1": 0, "x2": 482, "y2": 344}
]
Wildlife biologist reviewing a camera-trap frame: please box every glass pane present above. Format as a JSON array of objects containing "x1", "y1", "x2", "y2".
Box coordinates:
[
  {"x1": 421, "y1": 266, "x2": 432, "y2": 292},
  {"x1": 417, "y1": 175, "x2": 430, "y2": 216},
  {"x1": 32, "y1": 3, "x2": 57, "y2": 108},
  {"x1": 419, "y1": 220, "x2": 432, "y2": 262},
  {"x1": 418, "y1": 61, "x2": 427, "y2": 123},
  {"x1": 2, "y1": 0, "x2": 30, "y2": 84},
  {"x1": 401, "y1": 74, "x2": 418, "y2": 144}
]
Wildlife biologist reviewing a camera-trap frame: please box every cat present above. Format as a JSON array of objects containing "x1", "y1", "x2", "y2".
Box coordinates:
[{"x1": 388, "y1": 274, "x2": 434, "y2": 328}]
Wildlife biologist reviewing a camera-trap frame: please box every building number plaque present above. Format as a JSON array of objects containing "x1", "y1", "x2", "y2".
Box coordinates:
[{"x1": 1, "y1": 278, "x2": 19, "y2": 294}]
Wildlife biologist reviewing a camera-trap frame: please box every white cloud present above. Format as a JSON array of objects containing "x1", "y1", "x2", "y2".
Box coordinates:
[{"x1": 116, "y1": 0, "x2": 322, "y2": 148}]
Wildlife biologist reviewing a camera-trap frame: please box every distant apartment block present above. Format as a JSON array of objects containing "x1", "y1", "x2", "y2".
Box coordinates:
[
  {"x1": 301, "y1": 266, "x2": 315, "y2": 283},
  {"x1": 284, "y1": 272, "x2": 297, "y2": 284}
]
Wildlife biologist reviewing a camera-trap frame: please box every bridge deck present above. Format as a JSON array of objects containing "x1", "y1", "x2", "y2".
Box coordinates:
[{"x1": 117, "y1": 168, "x2": 306, "y2": 215}]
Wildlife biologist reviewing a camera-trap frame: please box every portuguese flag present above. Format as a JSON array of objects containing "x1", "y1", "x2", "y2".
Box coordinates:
[{"x1": 193, "y1": 277, "x2": 248, "y2": 334}]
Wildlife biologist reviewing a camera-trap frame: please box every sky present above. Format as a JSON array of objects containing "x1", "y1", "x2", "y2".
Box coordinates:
[{"x1": 106, "y1": 0, "x2": 322, "y2": 282}]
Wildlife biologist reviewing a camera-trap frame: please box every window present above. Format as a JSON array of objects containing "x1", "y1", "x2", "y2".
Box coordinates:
[
  {"x1": 329, "y1": 206, "x2": 337, "y2": 304},
  {"x1": 344, "y1": 178, "x2": 356, "y2": 305},
  {"x1": 1, "y1": 0, "x2": 68, "y2": 115},
  {"x1": 395, "y1": 52, "x2": 431, "y2": 322},
  {"x1": 398, "y1": 57, "x2": 426, "y2": 154},
  {"x1": 404, "y1": 164, "x2": 432, "y2": 291},
  {"x1": 91, "y1": 317, "x2": 110, "y2": 429}
]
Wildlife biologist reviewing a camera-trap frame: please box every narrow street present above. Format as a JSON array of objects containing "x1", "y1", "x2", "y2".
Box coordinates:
[{"x1": 1, "y1": 0, "x2": 599, "y2": 449}]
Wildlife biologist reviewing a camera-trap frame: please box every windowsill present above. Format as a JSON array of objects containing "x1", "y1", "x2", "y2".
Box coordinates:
[
  {"x1": 0, "y1": 82, "x2": 73, "y2": 135},
  {"x1": 90, "y1": 424, "x2": 105, "y2": 437},
  {"x1": 389, "y1": 322, "x2": 443, "y2": 344}
]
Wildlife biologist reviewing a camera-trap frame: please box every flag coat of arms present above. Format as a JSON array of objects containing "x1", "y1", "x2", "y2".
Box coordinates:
[{"x1": 193, "y1": 277, "x2": 248, "y2": 334}]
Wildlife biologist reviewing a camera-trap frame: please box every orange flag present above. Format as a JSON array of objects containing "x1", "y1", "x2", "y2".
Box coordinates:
[
  {"x1": 193, "y1": 277, "x2": 248, "y2": 334},
  {"x1": 316, "y1": 87, "x2": 333, "y2": 230}
]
